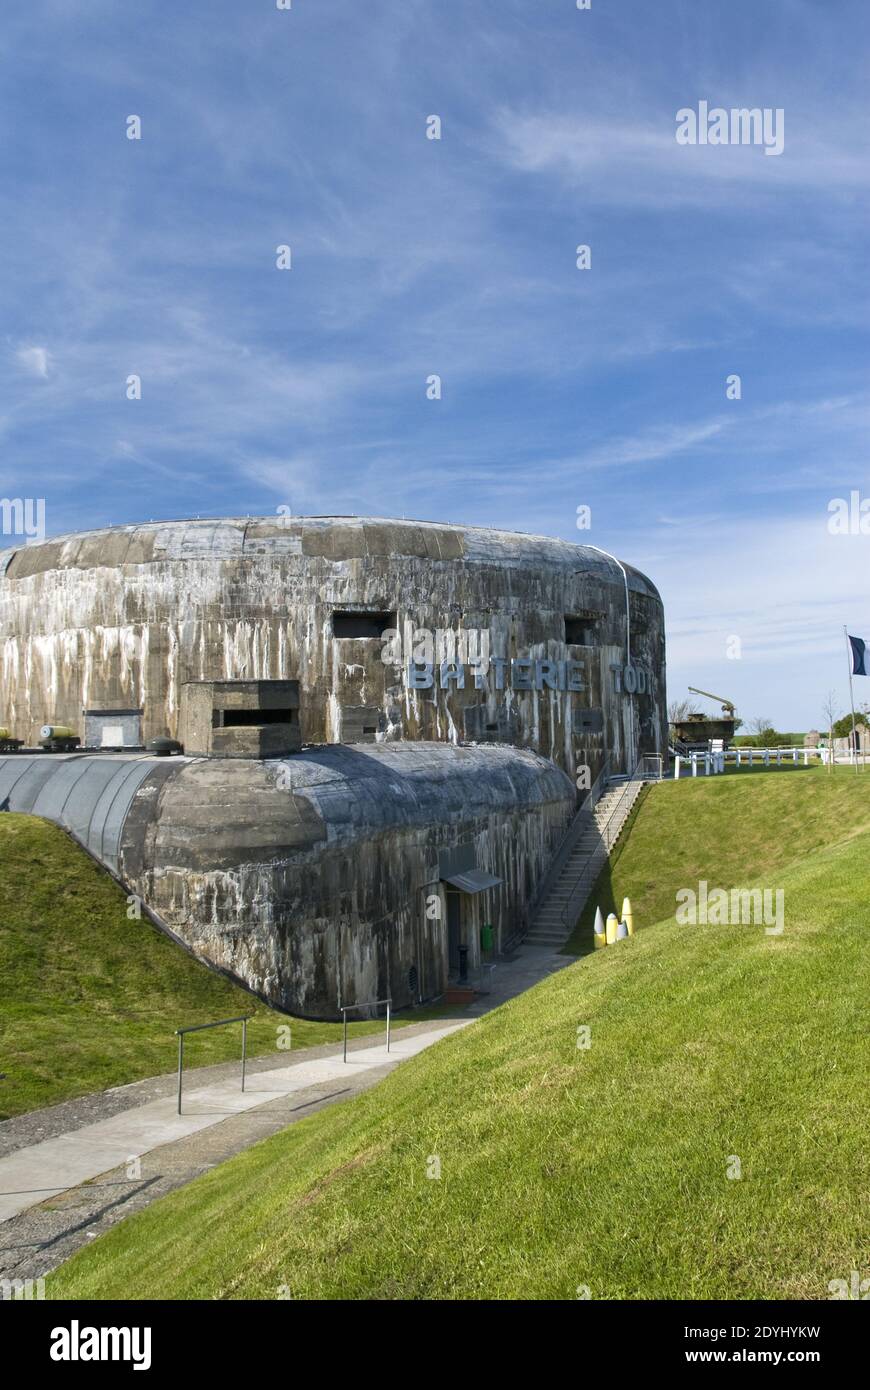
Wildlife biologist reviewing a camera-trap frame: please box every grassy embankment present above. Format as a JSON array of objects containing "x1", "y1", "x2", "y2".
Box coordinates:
[
  {"x1": 566, "y1": 761, "x2": 868, "y2": 952},
  {"x1": 48, "y1": 766, "x2": 870, "y2": 1300},
  {"x1": 0, "y1": 813, "x2": 417, "y2": 1119}
]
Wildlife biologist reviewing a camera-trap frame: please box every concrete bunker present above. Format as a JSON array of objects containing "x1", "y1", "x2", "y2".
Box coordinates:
[
  {"x1": 0, "y1": 742, "x2": 575, "y2": 1018},
  {"x1": 0, "y1": 515, "x2": 667, "y2": 779},
  {"x1": 179, "y1": 679, "x2": 301, "y2": 759},
  {"x1": 0, "y1": 514, "x2": 667, "y2": 1014}
]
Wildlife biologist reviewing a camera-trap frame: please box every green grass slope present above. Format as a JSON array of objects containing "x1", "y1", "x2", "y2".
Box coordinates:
[
  {"x1": 0, "y1": 814, "x2": 406, "y2": 1119},
  {"x1": 567, "y1": 764, "x2": 870, "y2": 952},
  {"x1": 49, "y1": 771, "x2": 870, "y2": 1301}
]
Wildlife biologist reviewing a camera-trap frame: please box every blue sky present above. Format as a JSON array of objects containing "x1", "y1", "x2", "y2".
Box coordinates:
[{"x1": 1, "y1": 0, "x2": 868, "y2": 729}]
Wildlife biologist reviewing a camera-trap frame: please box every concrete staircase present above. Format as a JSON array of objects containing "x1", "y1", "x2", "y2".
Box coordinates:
[{"x1": 524, "y1": 778, "x2": 646, "y2": 948}]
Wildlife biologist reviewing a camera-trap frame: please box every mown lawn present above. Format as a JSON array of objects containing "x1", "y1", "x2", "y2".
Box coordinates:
[
  {"x1": 0, "y1": 814, "x2": 417, "y2": 1119},
  {"x1": 567, "y1": 763, "x2": 870, "y2": 951},
  {"x1": 48, "y1": 769, "x2": 870, "y2": 1300}
]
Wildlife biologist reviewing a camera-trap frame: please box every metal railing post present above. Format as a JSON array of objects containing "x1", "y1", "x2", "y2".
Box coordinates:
[
  {"x1": 559, "y1": 756, "x2": 646, "y2": 930},
  {"x1": 339, "y1": 997, "x2": 392, "y2": 1062},
  {"x1": 528, "y1": 757, "x2": 612, "y2": 925},
  {"x1": 174, "y1": 1014, "x2": 253, "y2": 1116}
]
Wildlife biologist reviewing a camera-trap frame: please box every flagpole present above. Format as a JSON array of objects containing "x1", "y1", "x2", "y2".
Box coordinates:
[{"x1": 844, "y1": 625, "x2": 860, "y2": 775}]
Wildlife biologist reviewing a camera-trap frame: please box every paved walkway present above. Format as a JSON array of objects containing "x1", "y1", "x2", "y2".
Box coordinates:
[
  {"x1": 464, "y1": 941, "x2": 576, "y2": 1014},
  {"x1": 0, "y1": 941, "x2": 574, "y2": 1287},
  {"x1": 0, "y1": 1021, "x2": 469, "y2": 1226}
]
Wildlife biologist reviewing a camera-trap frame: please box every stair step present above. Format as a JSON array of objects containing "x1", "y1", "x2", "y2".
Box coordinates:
[
  {"x1": 444, "y1": 985, "x2": 477, "y2": 1005},
  {"x1": 530, "y1": 781, "x2": 644, "y2": 932}
]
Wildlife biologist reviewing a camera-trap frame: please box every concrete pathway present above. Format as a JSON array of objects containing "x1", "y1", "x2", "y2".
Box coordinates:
[
  {"x1": 0, "y1": 940, "x2": 576, "y2": 1287},
  {"x1": 465, "y1": 940, "x2": 574, "y2": 1015},
  {"x1": 0, "y1": 1021, "x2": 469, "y2": 1225}
]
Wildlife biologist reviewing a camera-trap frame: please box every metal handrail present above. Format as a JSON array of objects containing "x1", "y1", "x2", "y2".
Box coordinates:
[
  {"x1": 559, "y1": 758, "x2": 647, "y2": 929},
  {"x1": 174, "y1": 1014, "x2": 253, "y2": 1114},
  {"x1": 527, "y1": 757, "x2": 612, "y2": 927},
  {"x1": 339, "y1": 997, "x2": 391, "y2": 1063}
]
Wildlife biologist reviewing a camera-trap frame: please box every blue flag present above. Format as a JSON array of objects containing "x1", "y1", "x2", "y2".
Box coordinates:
[{"x1": 849, "y1": 635, "x2": 869, "y2": 676}]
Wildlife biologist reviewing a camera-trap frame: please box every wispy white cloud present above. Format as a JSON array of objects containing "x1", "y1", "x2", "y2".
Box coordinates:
[
  {"x1": 492, "y1": 106, "x2": 870, "y2": 207},
  {"x1": 0, "y1": 0, "x2": 866, "y2": 731},
  {"x1": 569, "y1": 419, "x2": 732, "y2": 471},
  {"x1": 15, "y1": 345, "x2": 50, "y2": 378}
]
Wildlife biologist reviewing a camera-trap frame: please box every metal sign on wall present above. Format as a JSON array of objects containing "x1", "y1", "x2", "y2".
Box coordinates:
[
  {"x1": 406, "y1": 658, "x2": 585, "y2": 691},
  {"x1": 405, "y1": 659, "x2": 653, "y2": 696}
]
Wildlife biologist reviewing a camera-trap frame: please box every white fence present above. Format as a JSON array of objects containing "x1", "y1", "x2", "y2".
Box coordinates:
[{"x1": 673, "y1": 746, "x2": 828, "y2": 778}]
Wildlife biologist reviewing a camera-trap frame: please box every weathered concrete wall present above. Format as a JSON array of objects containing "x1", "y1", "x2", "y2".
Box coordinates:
[
  {"x1": 178, "y1": 679, "x2": 301, "y2": 758},
  {"x1": 0, "y1": 517, "x2": 667, "y2": 779},
  {"x1": 0, "y1": 743, "x2": 574, "y2": 1018}
]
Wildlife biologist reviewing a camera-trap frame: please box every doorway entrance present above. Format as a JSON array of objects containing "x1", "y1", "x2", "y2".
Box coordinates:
[{"x1": 446, "y1": 888, "x2": 461, "y2": 977}]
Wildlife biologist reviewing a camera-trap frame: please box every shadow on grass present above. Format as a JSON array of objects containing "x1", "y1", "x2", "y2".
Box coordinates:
[
  {"x1": 560, "y1": 784, "x2": 651, "y2": 957},
  {"x1": 561, "y1": 763, "x2": 829, "y2": 957}
]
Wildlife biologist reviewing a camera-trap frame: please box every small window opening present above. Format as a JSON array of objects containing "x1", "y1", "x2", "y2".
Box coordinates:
[
  {"x1": 333, "y1": 610, "x2": 395, "y2": 639},
  {"x1": 213, "y1": 708, "x2": 298, "y2": 728},
  {"x1": 565, "y1": 616, "x2": 595, "y2": 645}
]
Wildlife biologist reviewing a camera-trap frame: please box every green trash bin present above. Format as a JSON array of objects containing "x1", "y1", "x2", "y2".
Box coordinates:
[{"x1": 480, "y1": 922, "x2": 494, "y2": 953}]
